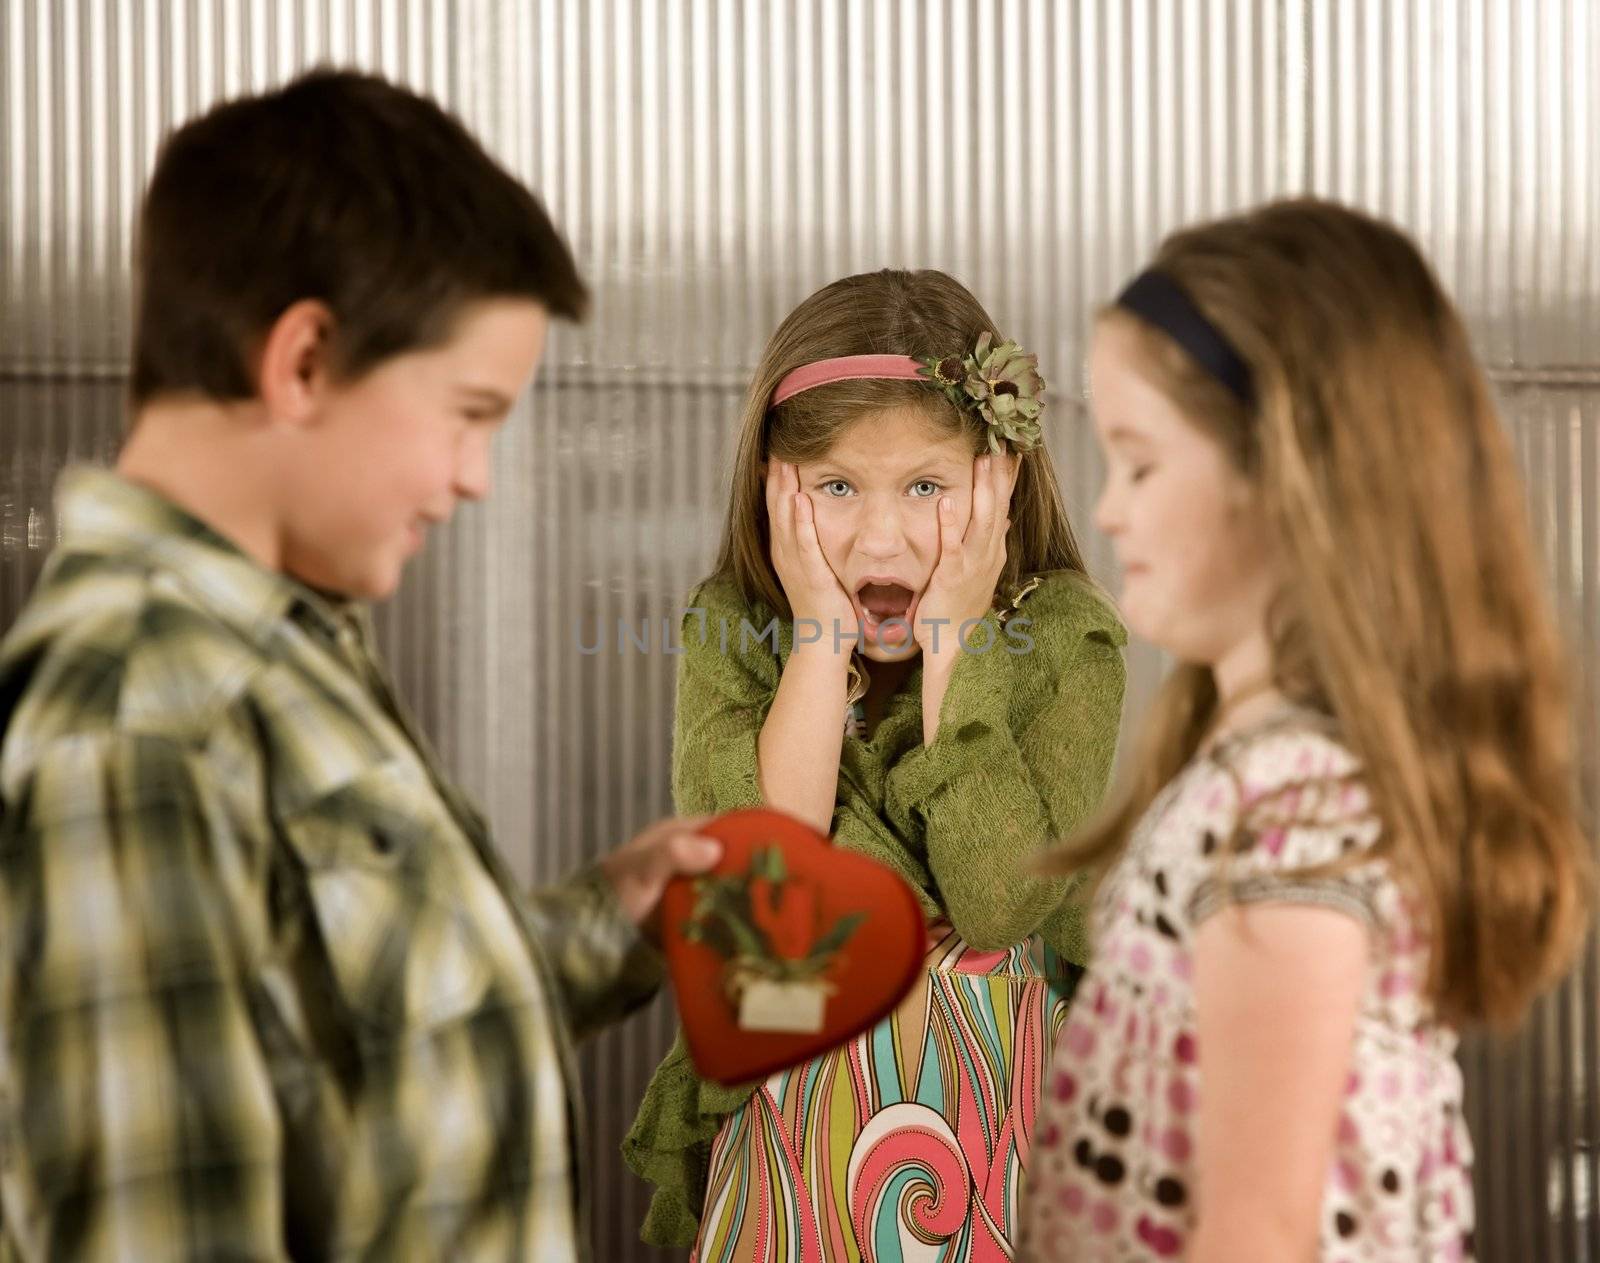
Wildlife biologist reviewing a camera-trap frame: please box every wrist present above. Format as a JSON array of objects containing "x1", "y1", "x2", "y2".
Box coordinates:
[
  {"x1": 790, "y1": 633, "x2": 856, "y2": 668},
  {"x1": 790, "y1": 605, "x2": 864, "y2": 646},
  {"x1": 917, "y1": 608, "x2": 992, "y2": 657},
  {"x1": 919, "y1": 644, "x2": 960, "y2": 679},
  {"x1": 920, "y1": 660, "x2": 954, "y2": 745}
]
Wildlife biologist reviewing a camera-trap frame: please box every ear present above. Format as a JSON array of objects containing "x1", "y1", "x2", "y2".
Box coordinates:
[{"x1": 255, "y1": 299, "x2": 338, "y2": 427}]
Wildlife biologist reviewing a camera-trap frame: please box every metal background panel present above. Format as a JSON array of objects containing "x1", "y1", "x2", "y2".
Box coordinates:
[{"x1": 1, "y1": 2, "x2": 1595, "y2": 1257}]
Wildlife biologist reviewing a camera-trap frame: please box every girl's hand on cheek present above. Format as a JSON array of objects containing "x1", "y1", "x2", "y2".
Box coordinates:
[
  {"x1": 764, "y1": 460, "x2": 860, "y2": 649},
  {"x1": 914, "y1": 452, "x2": 1018, "y2": 661}
]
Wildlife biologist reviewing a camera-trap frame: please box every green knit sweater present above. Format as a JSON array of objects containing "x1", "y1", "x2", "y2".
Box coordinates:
[{"x1": 622, "y1": 570, "x2": 1127, "y2": 1247}]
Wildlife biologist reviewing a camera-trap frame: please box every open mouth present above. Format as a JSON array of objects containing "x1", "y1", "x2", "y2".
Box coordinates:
[{"x1": 854, "y1": 579, "x2": 919, "y2": 648}]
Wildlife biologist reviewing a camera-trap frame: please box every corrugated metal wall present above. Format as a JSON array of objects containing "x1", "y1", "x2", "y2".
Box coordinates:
[{"x1": 1, "y1": 3, "x2": 1595, "y2": 1258}]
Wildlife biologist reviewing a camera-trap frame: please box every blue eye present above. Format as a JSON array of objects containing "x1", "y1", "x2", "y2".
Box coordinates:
[
  {"x1": 909, "y1": 480, "x2": 942, "y2": 498},
  {"x1": 821, "y1": 480, "x2": 853, "y2": 497}
]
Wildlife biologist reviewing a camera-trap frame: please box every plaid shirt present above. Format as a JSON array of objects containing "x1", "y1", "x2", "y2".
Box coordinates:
[{"x1": 0, "y1": 469, "x2": 662, "y2": 1261}]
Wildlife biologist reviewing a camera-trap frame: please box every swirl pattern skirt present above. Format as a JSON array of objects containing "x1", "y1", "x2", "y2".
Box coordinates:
[{"x1": 692, "y1": 930, "x2": 1082, "y2": 1262}]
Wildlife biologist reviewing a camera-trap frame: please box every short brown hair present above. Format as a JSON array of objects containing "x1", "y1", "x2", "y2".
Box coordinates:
[{"x1": 131, "y1": 68, "x2": 587, "y2": 405}]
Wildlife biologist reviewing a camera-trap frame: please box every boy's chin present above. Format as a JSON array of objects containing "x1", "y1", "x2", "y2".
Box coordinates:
[
  {"x1": 350, "y1": 561, "x2": 407, "y2": 603},
  {"x1": 282, "y1": 554, "x2": 403, "y2": 604}
]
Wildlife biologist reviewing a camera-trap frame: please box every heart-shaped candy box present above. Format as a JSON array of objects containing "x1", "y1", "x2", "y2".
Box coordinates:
[{"x1": 661, "y1": 808, "x2": 925, "y2": 1085}]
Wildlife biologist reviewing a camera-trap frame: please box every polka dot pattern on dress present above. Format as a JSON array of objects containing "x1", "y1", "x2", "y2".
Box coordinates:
[{"x1": 1018, "y1": 713, "x2": 1475, "y2": 1261}]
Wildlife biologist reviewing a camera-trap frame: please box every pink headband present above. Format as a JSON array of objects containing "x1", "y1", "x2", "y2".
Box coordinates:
[{"x1": 770, "y1": 354, "x2": 925, "y2": 406}]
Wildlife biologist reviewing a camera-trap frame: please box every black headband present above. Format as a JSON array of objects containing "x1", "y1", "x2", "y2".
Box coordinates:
[{"x1": 1114, "y1": 270, "x2": 1254, "y2": 407}]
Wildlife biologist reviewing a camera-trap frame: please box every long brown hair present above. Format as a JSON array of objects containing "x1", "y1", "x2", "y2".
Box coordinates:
[
  {"x1": 711, "y1": 269, "x2": 1091, "y2": 616},
  {"x1": 1041, "y1": 198, "x2": 1592, "y2": 1032}
]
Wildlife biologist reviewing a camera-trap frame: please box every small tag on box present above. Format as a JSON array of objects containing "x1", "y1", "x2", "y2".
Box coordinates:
[{"x1": 737, "y1": 979, "x2": 829, "y2": 1033}]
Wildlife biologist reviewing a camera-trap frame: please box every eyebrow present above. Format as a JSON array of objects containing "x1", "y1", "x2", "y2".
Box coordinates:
[
  {"x1": 455, "y1": 385, "x2": 514, "y2": 413},
  {"x1": 811, "y1": 451, "x2": 969, "y2": 479},
  {"x1": 1101, "y1": 423, "x2": 1151, "y2": 444}
]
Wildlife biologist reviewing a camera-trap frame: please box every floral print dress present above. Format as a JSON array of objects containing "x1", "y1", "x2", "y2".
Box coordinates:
[{"x1": 1020, "y1": 709, "x2": 1475, "y2": 1261}]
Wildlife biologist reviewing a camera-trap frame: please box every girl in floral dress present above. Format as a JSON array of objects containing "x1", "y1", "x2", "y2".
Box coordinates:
[{"x1": 1019, "y1": 199, "x2": 1592, "y2": 1261}]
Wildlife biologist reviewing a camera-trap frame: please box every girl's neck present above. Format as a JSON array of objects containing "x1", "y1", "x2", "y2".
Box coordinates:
[
  {"x1": 857, "y1": 652, "x2": 917, "y2": 735},
  {"x1": 1202, "y1": 629, "x2": 1287, "y2": 751},
  {"x1": 1202, "y1": 677, "x2": 1288, "y2": 751}
]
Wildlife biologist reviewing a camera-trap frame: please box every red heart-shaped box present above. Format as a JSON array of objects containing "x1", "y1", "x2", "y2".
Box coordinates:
[{"x1": 661, "y1": 807, "x2": 926, "y2": 1086}]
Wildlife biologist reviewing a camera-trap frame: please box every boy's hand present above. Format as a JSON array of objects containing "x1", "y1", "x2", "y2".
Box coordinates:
[{"x1": 600, "y1": 815, "x2": 723, "y2": 941}]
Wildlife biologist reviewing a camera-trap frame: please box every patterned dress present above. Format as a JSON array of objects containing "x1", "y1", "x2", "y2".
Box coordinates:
[
  {"x1": 693, "y1": 928, "x2": 1082, "y2": 1262},
  {"x1": 623, "y1": 572, "x2": 1127, "y2": 1255},
  {"x1": 1020, "y1": 710, "x2": 1475, "y2": 1261}
]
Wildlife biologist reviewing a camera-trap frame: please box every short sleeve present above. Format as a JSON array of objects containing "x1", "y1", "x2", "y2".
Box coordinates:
[{"x1": 1181, "y1": 725, "x2": 1386, "y2": 931}]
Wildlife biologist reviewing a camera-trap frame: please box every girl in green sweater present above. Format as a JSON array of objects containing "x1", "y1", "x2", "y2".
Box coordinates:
[{"x1": 624, "y1": 269, "x2": 1126, "y2": 1260}]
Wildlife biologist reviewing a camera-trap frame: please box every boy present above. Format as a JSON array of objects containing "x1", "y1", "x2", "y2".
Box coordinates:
[{"x1": 0, "y1": 69, "x2": 717, "y2": 1261}]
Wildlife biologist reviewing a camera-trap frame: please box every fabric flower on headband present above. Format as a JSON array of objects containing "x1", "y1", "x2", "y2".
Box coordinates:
[{"x1": 921, "y1": 332, "x2": 1046, "y2": 454}]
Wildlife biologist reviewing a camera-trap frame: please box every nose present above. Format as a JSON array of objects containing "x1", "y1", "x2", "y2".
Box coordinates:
[
  {"x1": 454, "y1": 429, "x2": 494, "y2": 502},
  {"x1": 1093, "y1": 481, "x2": 1123, "y2": 538},
  {"x1": 855, "y1": 495, "x2": 910, "y2": 559}
]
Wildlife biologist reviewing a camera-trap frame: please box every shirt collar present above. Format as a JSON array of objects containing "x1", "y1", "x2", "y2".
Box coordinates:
[{"x1": 55, "y1": 466, "x2": 353, "y2": 648}]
